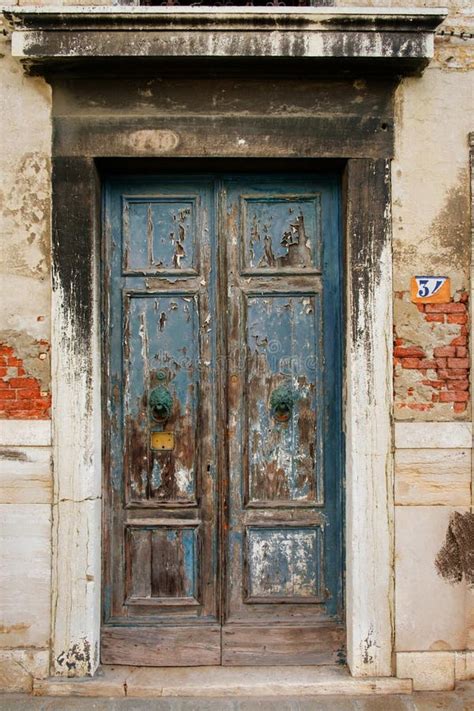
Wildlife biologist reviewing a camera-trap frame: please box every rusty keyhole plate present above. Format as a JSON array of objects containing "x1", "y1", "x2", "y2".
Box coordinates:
[{"x1": 150, "y1": 431, "x2": 175, "y2": 451}]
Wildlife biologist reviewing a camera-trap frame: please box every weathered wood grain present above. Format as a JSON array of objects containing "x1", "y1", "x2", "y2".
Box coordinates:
[
  {"x1": 103, "y1": 179, "x2": 218, "y2": 663},
  {"x1": 223, "y1": 176, "x2": 343, "y2": 656},
  {"x1": 103, "y1": 174, "x2": 344, "y2": 665},
  {"x1": 222, "y1": 624, "x2": 344, "y2": 666},
  {"x1": 101, "y1": 626, "x2": 221, "y2": 666}
]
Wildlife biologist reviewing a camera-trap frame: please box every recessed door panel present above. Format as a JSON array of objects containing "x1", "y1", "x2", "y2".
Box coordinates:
[
  {"x1": 123, "y1": 197, "x2": 198, "y2": 274},
  {"x1": 123, "y1": 292, "x2": 199, "y2": 505},
  {"x1": 244, "y1": 292, "x2": 322, "y2": 506},
  {"x1": 126, "y1": 524, "x2": 200, "y2": 604},
  {"x1": 241, "y1": 194, "x2": 321, "y2": 273},
  {"x1": 245, "y1": 525, "x2": 324, "y2": 602}
]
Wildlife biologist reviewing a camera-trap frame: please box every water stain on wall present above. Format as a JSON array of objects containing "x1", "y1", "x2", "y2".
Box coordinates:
[{"x1": 393, "y1": 169, "x2": 470, "y2": 281}]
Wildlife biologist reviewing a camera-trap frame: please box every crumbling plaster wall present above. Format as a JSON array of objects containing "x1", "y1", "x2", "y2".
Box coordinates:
[
  {"x1": 0, "y1": 0, "x2": 473, "y2": 693},
  {"x1": 0, "y1": 21, "x2": 53, "y2": 692}
]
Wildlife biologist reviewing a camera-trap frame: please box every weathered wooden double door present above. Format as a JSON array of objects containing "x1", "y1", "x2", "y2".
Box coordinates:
[{"x1": 102, "y1": 174, "x2": 343, "y2": 666}]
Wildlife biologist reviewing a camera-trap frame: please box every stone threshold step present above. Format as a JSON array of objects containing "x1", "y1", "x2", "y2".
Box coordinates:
[{"x1": 34, "y1": 665, "x2": 413, "y2": 698}]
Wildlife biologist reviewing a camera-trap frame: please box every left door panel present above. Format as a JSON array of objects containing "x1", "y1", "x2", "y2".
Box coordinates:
[{"x1": 102, "y1": 178, "x2": 220, "y2": 666}]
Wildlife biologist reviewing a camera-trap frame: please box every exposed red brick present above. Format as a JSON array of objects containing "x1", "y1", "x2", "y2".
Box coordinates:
[
  {"x1": 0, "y1": 341, "x2": 51, "y2": 419},
  {"x1": 425, "y1": 314, "x2": 445, "y2": 323},
  {"x1": 433, "y1": 346, "x2": 456, "y2": 357},
  {"x1": 419, "y1": 359, "x2": 438, "y2": 369},
  {"x1": 445, "y1": 369, "x2": 469, "y2": 379},
  {"x1": 394, "y1": 346, "x2": 425, "y2": 358},
  {"x1": 446, "y1": 380, "x2": 469, "y2": 391},
  {"x1": 401, "y1": 358, "x2": 422, "y2": 369},
  {"x1": 395, "y1": 297, "x2": 470, "y2": 415},
  {"x1": 8, "y1": 377, "x2": 40, "y2": 389},
  {"x1": 425, "y1": 303, "x2": 466, "y2": 313},
  {"x1": 447, "y1": 358, "x2": 469, "y2": 369},
  {"x1": 7, "y1": 357, "x2": 22, "y2": 367},
  {"x1": 17, "y1": 389, "x2": 46, "y2": 400},
  {"x1": 406, "y1": 403, "x2": 433, "y2": 411},
  {"x1": 422, "y1": 379, "x2": 445, "y2": 389},
  {"x1": 440, "y1": 391, "x2": 469, "y2": 403}
]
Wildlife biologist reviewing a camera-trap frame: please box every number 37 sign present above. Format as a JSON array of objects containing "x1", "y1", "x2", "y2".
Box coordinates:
[{"x1": 411, "y1": 276, "x2": 451, "y2": 304}]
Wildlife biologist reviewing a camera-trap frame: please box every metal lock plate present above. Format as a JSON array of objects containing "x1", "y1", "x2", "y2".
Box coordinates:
[{"x1": 150, "y1": 431, "x2": 175, "y2": 451}]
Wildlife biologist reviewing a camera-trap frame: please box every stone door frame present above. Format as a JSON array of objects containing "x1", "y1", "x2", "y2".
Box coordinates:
[{"x1": 49, "y1": 153, "x2": 393, "y2": 678}]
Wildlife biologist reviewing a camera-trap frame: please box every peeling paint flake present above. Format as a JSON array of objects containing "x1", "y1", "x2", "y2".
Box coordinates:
[
  {"x1": 247, "y1": 527, "x2": 322, "y2": 600},
  {"x1": 243, "y1": 196, "x2": 320, "y2": 272}
]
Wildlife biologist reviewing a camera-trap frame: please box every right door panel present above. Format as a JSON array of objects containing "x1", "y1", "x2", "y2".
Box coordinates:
[{"x1": 222, "y1": 176, "x2": 344, "y2": 665}]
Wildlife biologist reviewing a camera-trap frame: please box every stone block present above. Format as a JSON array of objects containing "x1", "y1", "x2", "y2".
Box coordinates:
[
  {"x1": 34, "y1": 665, "x2": 412, "y2": 698},
  {"x1": 396, "y1": 651, "x2": 455, "y2": 691},
  {"x1": 0, "y1": 504, "x2": 51, "y2": 648},
  {"x1": 0, "y1": 419, "x2": 51, "y2": 447},
  {"x1": 0, "y1": 649, "x2": 48, "y2": 693},
  {"x1": 466, "y1": 588, "x2": 474, "y2": 649},
  {"x1": 395, "y1": 506, "x2": 468, "y2": 652},
  {"x1": 0, "y1": 446, "x2": 52, "y2": 504},
  {"x1": 394, "y1": 449, "x2": 471, "y2": 506},
  {"x1": 52, "y1": 498, "x2": 101, "y2": 676},
  {"x1": 455, "y1": 651, "x2": 474, "y2": 680},
  {"x1": 394, "y1": 422, "x2": 472, "y2": 449}
]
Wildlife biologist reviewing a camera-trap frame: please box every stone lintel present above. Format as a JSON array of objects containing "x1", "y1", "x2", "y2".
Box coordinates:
[{"x1": 3, "y1": 6, "x2": 447, "y2": 75}]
